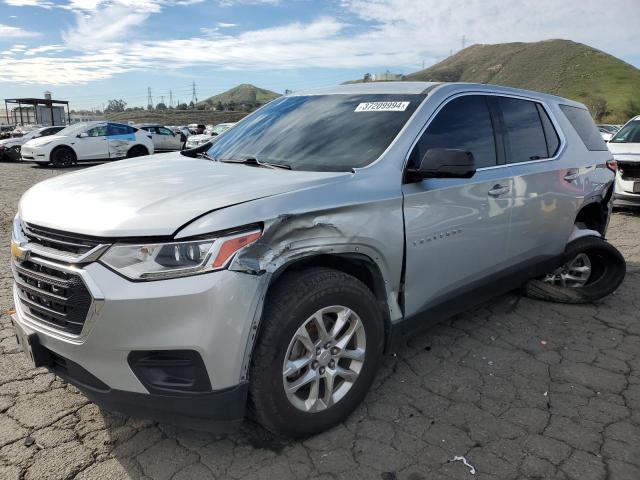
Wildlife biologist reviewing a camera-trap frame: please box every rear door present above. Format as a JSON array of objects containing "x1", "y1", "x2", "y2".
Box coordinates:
[
  {"x1": 106, "y1": 123, "x2": 137, "y2": 159},
  {"x1": 402, "y1": 94, "x2": 513, "y2": 318},
  {"x1": 158, "y1": 126, "x2": 181, "y2": 150},
  {"x1": 73, "y1": 123, "x2": 109, "y2": 160},
  {"x1": 497, "y1": 96, "x2": 575, "y2": 264}
]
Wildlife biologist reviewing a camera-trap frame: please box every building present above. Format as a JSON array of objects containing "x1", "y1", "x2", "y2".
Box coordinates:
[
  {"x1": 3, "y1": 94, "x2": 70, "y2": 126},
  {"x1": 372, "y1": 71, "x2": 403, "y2": 82},
  {"x1": 70, "y1": 111, "x2": 105, "y2": 123}
]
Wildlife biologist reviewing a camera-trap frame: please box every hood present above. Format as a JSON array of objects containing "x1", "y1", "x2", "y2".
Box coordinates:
[
  {"x1": 24, "y1": 135, "x2": 62, "y2": 147},
  {"x1": 608, "y1": 142, "x2": 640, "y2": 159},
  {"x1": 0, "y1": 137, "x2": 23, "y2": 147},
  {"x1": 19, "y1": 153, "x2": 349, "y2": 237}
]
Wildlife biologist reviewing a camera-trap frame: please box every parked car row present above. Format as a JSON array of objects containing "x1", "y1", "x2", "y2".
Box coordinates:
[{"x1": 0, "y1": 120, "x2": 237, "y2": 166}]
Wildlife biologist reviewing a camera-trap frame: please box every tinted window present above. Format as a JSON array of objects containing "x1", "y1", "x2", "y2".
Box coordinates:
[
  {"x1": 410, "y1": 95, "x2": 497, "y2": 169},
  {"x1": 537, "y1": 104, "x2": 560, "y2": 156},
  {"x1": 559, "y1": 105, "x2": 608, "y2": 151},
  {"x1": 107, "y1": 124, "x2": 135, "y2": 136},
  {"x1": 499, "y1": 97, "x2": 548, "y2": 163},
  {"x1": 610, "y1": 120, "x2": 640, "y2": 144},
  {"x1": 207, "y1": 94, "x2": 425, "y2": 171}
]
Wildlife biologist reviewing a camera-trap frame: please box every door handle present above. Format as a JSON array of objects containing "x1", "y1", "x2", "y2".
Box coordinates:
[
  {"x1": 488, "y1": 184, "x2": 511, "y2": 197},
  {"x1": 564, "y1": 171, "x2": 579, "y2": 182}
]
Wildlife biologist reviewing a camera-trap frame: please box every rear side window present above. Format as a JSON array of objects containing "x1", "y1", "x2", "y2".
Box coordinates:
[
  {"x1": 559, "y1": 105, "x2": 608, "y2": 151},
  {"x1": 410, "y1": 95, "x2": 497, "y2": 169},
  {"x1": 536, "y1": 104, "x2": 560, "y2": 156},
  {"x1": 498, "y1": 97, "x2": 549, "y2": 163},
  {"x1": 107, "y1": 124, "x2": 135, "y2": 136}
]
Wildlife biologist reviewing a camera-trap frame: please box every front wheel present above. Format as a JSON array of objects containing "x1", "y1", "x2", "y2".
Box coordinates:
[
  {"x1": 249, "y1": 267, "x2": 385, "y2": 438},
  {"x1": 524, "y1": 236, "x2": 626, "y2": 304}
]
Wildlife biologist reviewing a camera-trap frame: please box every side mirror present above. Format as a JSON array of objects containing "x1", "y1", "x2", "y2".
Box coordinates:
[
  {"x1": 408, "y1": 148, "x2": 476, "y2": 180},
  {"x1": 77, "y1": 132, "x2": 89, "y2": 138}
]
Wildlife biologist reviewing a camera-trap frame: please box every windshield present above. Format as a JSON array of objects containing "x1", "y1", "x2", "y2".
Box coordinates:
[
  {"x1": 55, "y1": 123, "x2": 93, "y2": 137},
  {"x1": 206, "y1": 94, "x2": 425, "y2": 171},
  {"x1": 211, "y1": 124, "x2": 232, "y2": 135},
  {"x1": 610, "y1": 120, "x2": 640, "y2": 143}
]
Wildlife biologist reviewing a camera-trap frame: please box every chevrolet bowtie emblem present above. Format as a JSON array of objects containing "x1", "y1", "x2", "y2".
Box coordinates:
[{"x1": 11, "y1": 241, "x2": 27, "y2": 262}]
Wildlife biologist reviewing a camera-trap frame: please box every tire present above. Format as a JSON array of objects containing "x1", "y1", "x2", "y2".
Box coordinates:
[
  {"x1": 524, "y1": 236, "x2": 626, "y2": 304},
  {"x1": 51, "y1": 147, "x2": 76, "y2": 168},
  {"x1": 249, "y1": 267, "x2": 385, "y2": 438},
  {"x1": 126, "y1": 145, "x2": 149, "y2": 158}
]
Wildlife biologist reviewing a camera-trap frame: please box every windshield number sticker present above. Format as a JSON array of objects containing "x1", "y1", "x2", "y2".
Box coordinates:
[{"x1": 355, "y1": 101, "x2": 410, "y2": 112}]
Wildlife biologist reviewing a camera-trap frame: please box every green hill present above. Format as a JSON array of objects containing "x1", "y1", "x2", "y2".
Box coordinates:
[
  {"x1": 199, "y1": 83, "x2": 280, "y2": 107},
  {"x1": 404, "y1": 40, "x2": 640, "y2": 123}
]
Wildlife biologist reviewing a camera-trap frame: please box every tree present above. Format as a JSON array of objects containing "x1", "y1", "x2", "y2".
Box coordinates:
[
  {"x1": 196, "y1": 102, "x2": 206, "y2": 111},
  {"x1": 155, "y1": 102, "x2": 167, "y2": 110},
  {"x1": 363, "y1": 73, "x2": 372, "y2": 82},
  {"x1": 227, "y1": 100, "x2": 237, "y2": 111},
  {"x1": 104, "y1": 99, "x2": 126, "y2": 113},
  {"x1": 586, "y1": 97, "x2": 610, "y2": 122},
  {"x1": 623, "y1": 99, "x2": 640, "y2": 120},
  {"x1": 215, "y1": 101, "x2": 224, "y2": 111},
  {"x1": 176, "y1": 103, "x2": 188, "y2": 110}
]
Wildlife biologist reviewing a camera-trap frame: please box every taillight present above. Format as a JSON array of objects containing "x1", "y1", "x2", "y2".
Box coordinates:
[{"x1": 606, "y1": 159, "x2": 617, "y2": 173}]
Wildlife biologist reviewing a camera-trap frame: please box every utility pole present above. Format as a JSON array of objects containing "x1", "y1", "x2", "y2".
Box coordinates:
[
  {"x1": 147, "y1": 86, "x2": 153, "y2": 110},
  {"x1": 191, "y1": 82, "x2": 198, "y2": 108},
  {"x1": 169, "y1": 90, "x2": 173, "y2": 108}
]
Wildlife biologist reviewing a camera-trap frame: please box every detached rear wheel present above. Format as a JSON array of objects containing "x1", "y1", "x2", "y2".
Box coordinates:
[
  {"x1": 250, "y1": 267, "x2": 384, "y2": 438},
  {"x1": 524, "y1": 236, "x2": 626, "y2": 303}
]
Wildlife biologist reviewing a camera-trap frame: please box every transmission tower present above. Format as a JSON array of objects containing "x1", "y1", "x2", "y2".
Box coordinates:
[
  {"x1": 160, "y1": 95, "x2": 165, "y2": 106},
  {"x1": 147, "y1": 86, "x2": 153, "y2": 109},
  {"x1": 461, "y1": 35, "x2": 467, "y2": 50},
  {"x1": 191, "y1": 82, "x2": 198, "y2": 107},
  {"x1": 169, "y1": 90, "x2": 173, "y2": 108}
]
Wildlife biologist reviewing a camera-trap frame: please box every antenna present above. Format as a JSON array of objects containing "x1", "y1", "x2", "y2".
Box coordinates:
[
  {"x1": 191, "y1": 82, "x2": 198, "y2": 107},
  {"x1": 147, "y1": 86, "x2": 153, "y2": 109}
]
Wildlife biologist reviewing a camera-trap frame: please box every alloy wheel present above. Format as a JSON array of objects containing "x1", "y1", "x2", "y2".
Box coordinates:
[
  {"x1": 543, "y1": 253, "x2": 592, "y2": 287},
  {"x1": 282, "y1": 305, "x2": 366, "y2": 412}
]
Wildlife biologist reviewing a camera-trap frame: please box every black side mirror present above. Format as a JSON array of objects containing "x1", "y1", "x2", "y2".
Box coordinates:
[{"x1": 408, "y1": 148, "x2": 476, "y2": 180}]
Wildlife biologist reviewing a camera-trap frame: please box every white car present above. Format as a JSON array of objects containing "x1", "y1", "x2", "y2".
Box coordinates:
[
  {"x1": 0, "y1": 126, "x2": 65, "y2": 161},
  {"x1": 136, "y1": 124, "x2": 186, "y2": 151},
  {"x1": 21, "y1": 121, "x2": 154, "y2": 167},
  {"x1": 608, "y1": 115, "x2": 640, "y2": 207},
  {"x1": 185, "y1": 122, "x2": 235, "y2": 149}
]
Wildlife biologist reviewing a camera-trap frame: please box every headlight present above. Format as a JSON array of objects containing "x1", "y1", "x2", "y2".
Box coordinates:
[{"x1": 100, "y1": 228, "x2": 262, "y2": 280}]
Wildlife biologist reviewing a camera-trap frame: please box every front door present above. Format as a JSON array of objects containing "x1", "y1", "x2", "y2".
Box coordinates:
[
  {"x1": 73, "y1": 123, "x2": 108, "y2": 160},
  {"x1": 402, "y1": 94, "x2": 513, "y2": 318},
  {"x1": 106, "y1": 123, "x2": 136, "y2": 159}
]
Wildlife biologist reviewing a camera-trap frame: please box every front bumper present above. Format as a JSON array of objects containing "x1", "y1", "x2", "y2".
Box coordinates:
[
  {"x1": 11, "y1": 257, "x2": 266, "y2": 430},
  {"x1": 20, "y1": 145, "x2": 48, "y2": 163},
  {"x1": 613, "y1": 170, "x2": 640, "y2": 206}
]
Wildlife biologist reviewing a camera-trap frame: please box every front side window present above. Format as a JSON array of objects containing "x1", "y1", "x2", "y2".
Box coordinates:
[
  {"x1": 409, "y1": 95, "x2": 497, "y2": 169},
  {"x1": 499, "y1": 97, "x2": 549, "y2": 163},
  {"x1": 87, "y1": 124, "x2": 107, "y2": 137},
  {"x1": 159, "y1": 127, "x2": 174, "y2": 136},
  {"x1": 610, "y1": 120, "x2": 640, "y2": 144},
  {"x1": 207, "y1": 94, "x2": 425, "y2": 171}
]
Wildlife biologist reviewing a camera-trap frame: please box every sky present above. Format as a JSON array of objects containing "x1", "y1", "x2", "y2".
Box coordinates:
[{"x1": 1, "y1": 0, "x2": 639, "y2": 111}]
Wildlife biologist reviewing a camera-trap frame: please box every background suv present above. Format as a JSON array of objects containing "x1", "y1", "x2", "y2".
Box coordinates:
[
  {"x1": 0, "y1": 125, "x2": 64, "y2": 162},
  {"x1": 11, "y1": 82, "x2": 624, "y2": 438},
  {"x1": 608, "y1": 115, "x2": 640, "y2": 207}
]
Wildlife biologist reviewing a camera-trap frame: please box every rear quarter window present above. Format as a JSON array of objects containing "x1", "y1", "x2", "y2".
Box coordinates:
[{"x1": 559, "y1": 105, "x2": 608, "y2": 151}]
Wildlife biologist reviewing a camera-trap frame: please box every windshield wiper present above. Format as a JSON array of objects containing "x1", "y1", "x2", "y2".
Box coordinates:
[{"x1": 218, "y1": 157, "x2": 291, "y2": 170}]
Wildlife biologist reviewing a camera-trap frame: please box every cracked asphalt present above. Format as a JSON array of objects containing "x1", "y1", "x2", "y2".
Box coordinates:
[{"x1": 1, "y1": 162, "x2": 639, "y2": 480}]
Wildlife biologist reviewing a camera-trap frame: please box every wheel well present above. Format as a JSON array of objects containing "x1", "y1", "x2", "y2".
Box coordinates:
[
  {"x1": 51, "y1": 145, "x2": 75, "y2": 159},
  {"x1": 575, "y1": 201, "x2": 607, "y2": 234},
  {"x1": 129, "y1": 144, "x2": 149, "y2": 155},
  {"x1": 267, "y1": 254, "x2": 392, "y2": 343}
]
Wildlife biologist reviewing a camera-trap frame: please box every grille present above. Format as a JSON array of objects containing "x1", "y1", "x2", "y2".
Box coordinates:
[
  {"x1": 22, "y1": 223, "x2": 103, "y2": 256},
  {"x1": 13, "y1": 259, "x2": 92, "y2": 335},
  {"x1": 619, "y1": 162, "x2": 640, "y2": 181}
]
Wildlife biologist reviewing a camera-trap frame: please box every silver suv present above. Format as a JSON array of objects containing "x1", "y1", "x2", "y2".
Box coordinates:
[{"x1": 10, "y1": 82, "x2": 625, "y2": 437}]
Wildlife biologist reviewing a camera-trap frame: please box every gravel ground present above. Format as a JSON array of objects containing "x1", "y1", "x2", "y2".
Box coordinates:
[{"x1": 1, "y1": 162, "x2": 639, "y2": 480}]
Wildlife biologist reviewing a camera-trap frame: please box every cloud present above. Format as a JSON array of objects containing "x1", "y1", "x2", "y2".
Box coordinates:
[
  {"x1": 4, "y1": 0, "x2": 55, "y2": 7},
  {"x1": 1, "y1": 0, "x2": 639, "y2": 86},
  {"x1": 0, "y1": 23, "x2": 40, "y2": 38},
  {"x1": 217, "y1": 22, "x2": 238, "y2": 28}
]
